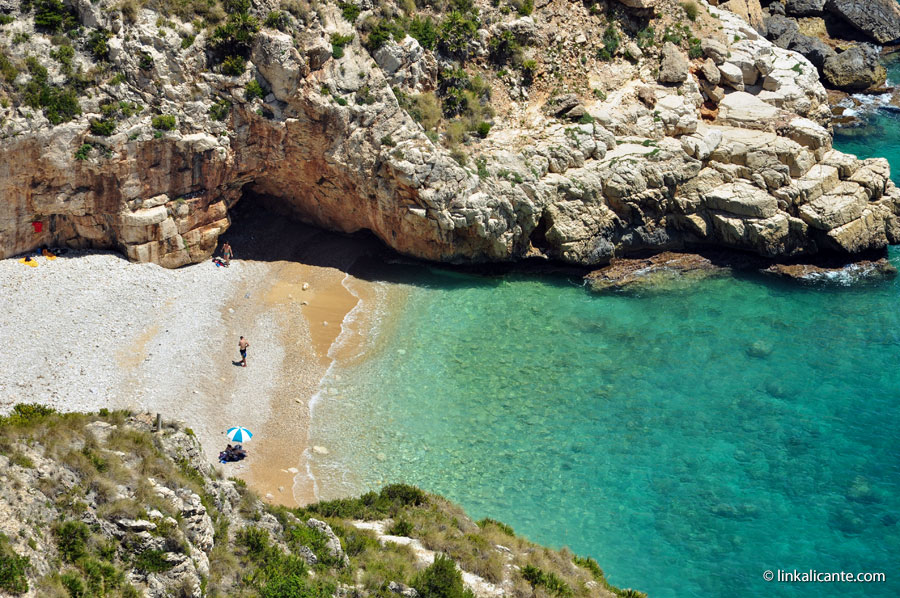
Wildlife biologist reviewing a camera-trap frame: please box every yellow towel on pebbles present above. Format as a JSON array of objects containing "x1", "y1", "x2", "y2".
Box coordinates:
[
  {"x1": 42, "y1": 249, "x2": 57, "y2": 260},
  {"x1": 18, "y1": 258, "x2": 38, "y2": 267}
]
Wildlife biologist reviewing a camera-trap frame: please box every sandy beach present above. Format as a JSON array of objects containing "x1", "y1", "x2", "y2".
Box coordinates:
[{"x1": 0, "y1": 203, "x2": 400, "y2": 506}]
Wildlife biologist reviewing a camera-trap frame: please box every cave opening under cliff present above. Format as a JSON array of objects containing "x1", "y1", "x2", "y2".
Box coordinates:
[{"x1": 221, "y1": 194, "x2": 401, "y2": 280}]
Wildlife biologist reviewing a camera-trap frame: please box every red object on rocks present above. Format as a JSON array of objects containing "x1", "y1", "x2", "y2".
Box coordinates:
[{"x1": 31, "y1": 221, "x2": 42, "y2": 233}]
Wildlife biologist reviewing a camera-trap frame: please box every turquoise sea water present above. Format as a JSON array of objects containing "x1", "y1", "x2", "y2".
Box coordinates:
[{"x1": 308, "y1": 92, "x2": 900, "y2": 596}]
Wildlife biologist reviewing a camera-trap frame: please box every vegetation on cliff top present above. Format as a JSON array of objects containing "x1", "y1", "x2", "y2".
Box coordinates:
[{"x1": 0, "y1": 405, "x2": 644, "y2": 598}]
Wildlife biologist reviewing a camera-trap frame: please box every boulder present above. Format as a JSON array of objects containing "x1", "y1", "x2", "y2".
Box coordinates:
[
  {"x1": 544, "y1": 93, "x2": 581, "y2": 116},
  {"x1": 718, "y1": 91, "x2": 780, "y2": 128},
  {"x1": 785, "y1": 0, "x2": 825, "y2": 16},
  {"x1": 658, "y1": 42, "x2": 689, "y2": 83},
  {"x1": 825, "y1": 0, "x2": 900, "y2": 44},
  {"x1": 765, "y1": 14, "x2": 800, "y2": 47},
  {"x1": 701, "y1": 38, "x2": 729, "y2": 64},
  {"x1": 718, "y1": 62, "x2": 745, "y2": 90},
  {"x1": 700, "y1": 58, "x2": 721, "y2": 85},
  {"x1": 823, "y1": 44, "x2": 887, "y2": 91},
  {"x1": 787, "y1": 34, "x2": 835, "y2": 69},
  {"x1": 705, "y1": 181, "x2": 779, "y2": 218}
]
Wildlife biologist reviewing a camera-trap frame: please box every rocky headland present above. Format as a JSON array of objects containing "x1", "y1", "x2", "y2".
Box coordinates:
[
  {"x1": 0, "y1": 406, "x2": 643, "y2": 598},
  {"x1": 1, "y1": 0, "x2": 899, "y2": 269}
]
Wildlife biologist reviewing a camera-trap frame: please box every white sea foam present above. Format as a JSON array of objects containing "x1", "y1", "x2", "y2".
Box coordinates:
[{"x1": 295, "y1": 274, "x2": 392, "y2": 502}]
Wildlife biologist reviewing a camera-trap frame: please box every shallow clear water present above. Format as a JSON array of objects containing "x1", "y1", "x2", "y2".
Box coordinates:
[{"x1": 309, "y1": 93, "x2": 900, "y2": 597}]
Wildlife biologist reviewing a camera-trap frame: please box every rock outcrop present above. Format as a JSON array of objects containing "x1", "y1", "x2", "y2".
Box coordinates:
[
  {"x1": 825, "y1": 0, "x2": 900, "y2": 45},
  {"x1": 1, "y1": 0, "x2": 899, "y2": 269},
  {"x1": 763, "y1": 0, "x2": 895, "y2": 91},
  {"x1": 0, "y1": 407, "x2": 637, "y2": 598}
]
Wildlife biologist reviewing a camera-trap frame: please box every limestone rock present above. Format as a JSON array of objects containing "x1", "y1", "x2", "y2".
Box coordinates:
[
  {"x1": 718, "y1": 62, "x2": 745, "y2": 90},
  {"x1": 825, "y1": 0, "x2": 900, "y2": 44},
  {"x1": 658, "y1": 42, "x2": 689, "y2": 83},
  {"x1": 823, "y1": 45, "x2": 887, "y2": 91},
  {"x1": 705, "y1": 181, "x2": 779, "y2": 218},
  {"x1": 785, "y1": 0, "x2": 826, "y2": 16},
  {"x1": 717, "y1": 91, "x2": 779, "y2": 128},
  {"x1": 701, "y1": 38, "x2": 729, "y2": 64},
  {"x1": 700, "y1": 58, "x2": 721, "y2": 85},
  {"x1": 720, "y1": 0, "x2": 767, "y2": 33}
]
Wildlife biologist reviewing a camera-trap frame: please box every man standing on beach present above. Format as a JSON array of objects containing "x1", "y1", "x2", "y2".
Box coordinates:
[
  {"x1": 222, "y1": 242, "x2": 233, "y2": 267},
  {"x1": 238, "y1": 336, "x2": 249, "y2": 367}
]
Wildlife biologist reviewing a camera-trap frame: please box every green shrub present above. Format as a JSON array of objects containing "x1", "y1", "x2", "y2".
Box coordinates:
[
  {"x1": 34, "y1": 0, "x2": 76, "y2": 32},
  {"x1": 681, "y1": 0, "x2": 698, "y2": 21},
  {"x1": 109, "y1": 72, "x2": 126, "y2": 85},
  {"x1": 181, "y1": 34, "x2": 196, "y2": 49},
  {"x1": 521, "y1": 565, "x2": 572, "y2": 598},
  {"x1": 476, "y1": 518, "x2": 514, "y2": 536},
  {"x1": 89, "y1": 118, "x2": 116, "y2": 136},
  {"x1": 0, "y1": 52, "x2": 17, "y2": 84},
  {"x1": 211, "y1": 10, "x2": 260, "y2": 62},
  {"x1": 512, "y1": 0, "x2": 532, "y2": 16},
  {"x1": 81, "y1": 558, "x2": 124, "y2": 594},
  {"x1": 264, "y1": 10, "x2": 289, "y2": 30},
  {"x1": 408, "y1": 16, "x2": 437, "y2": 50},
  {"x1": 138, "y1": 52, "x2": 154, "y2": 70},
  {"x1": 133, "y1": 549, "x2": 174, "y2": 573},
  {"x1": 413, "y1": 554, "x2": 474, "y2": 598},
  {"x1": 366, "y1": 19, "x2": 404, "y2": 52},
  {"x1": 0, "y1": 403, "x2": 56, "y2": 428},
  {"x1": 475, "y1": 121, "x2": 491, "y2": 138},
  {"x1": 87, "y1": 29, "x2": 111, "y2": 60},
  {"x1": 688, "y1": 36, "x2": 702, "y2": 59},
  {"x1": 74, "y1": 143, "x2": 92, "y2": 160},
  {"x1": 520, "y1": 58, "x2": 537, "y2": 83},
  {"x1": 597, "y1": 25, "x2": 619, "y2": 61},
  {"x1": 0, "y1": 15, "x2": 14, "y2": 25},
  {"x1": 245, "y1": 79, "x2": 265, "y2": 100},
  {"x1": 0, "y1": 534, "x2": 29, "y2": 595},
  {"x1": 488, "y1": 29, "x2": 521, "y2": 66},
  {"x1": 151, "y1": 114, "x2": 176, "y2": 130},
  {"x1": 221, "y1": 55, "x2": 246, "y2": 75},
  {"x1": 208, "y1": 99, "x2": 231, "y2": 120},
  {"x1": 380, "y1": 134, "x2": 395, "y2": 146},
  {"x1": 60, "y1": 572, "x2": 86, "y2": 598},
  {"x1": 338, "y1": 1, "x2": 360, "y2": 22},
  {"x1": 355, "y1": 84, "x2": 375, "y2": 105},
  {"x1": 55, "y1": 520, "x2": 90, "y2": 563},
  {"x1": 438, "y1": 11, "x2": 478, "y2": 61},
  {"x1": 636, "y1": 26, "x2": 655, "y2": 49},
  {"x1": 331, "y1": 33, "x2": 353, "y2": 59},
  {"x1": 304, "y1": 484, "x2": 426, "y2": 519},
  {"x1": 388, "y1": 518, "x2": 414, "y2": 536}
]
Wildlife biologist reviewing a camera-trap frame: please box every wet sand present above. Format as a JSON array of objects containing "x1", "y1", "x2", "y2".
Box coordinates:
[{"x1": 1, "y1": 200, "x2": 403, "y2": 508}]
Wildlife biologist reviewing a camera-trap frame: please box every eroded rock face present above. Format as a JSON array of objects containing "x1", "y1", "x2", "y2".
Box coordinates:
[
  {"x1": 825, "y1": 0, "x2": 900, "y2": 44},
  {"x1": 823, "y1": 45, "x2": 887, "y2": 91},
  {"x1": 1, "y1": 0, "x2": 899, "y2": 270}
]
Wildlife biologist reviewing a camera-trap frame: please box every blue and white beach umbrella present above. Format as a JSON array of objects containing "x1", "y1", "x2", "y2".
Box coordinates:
[{"x1": 226, "y1": 427, "x2": 253, "y2": 443}]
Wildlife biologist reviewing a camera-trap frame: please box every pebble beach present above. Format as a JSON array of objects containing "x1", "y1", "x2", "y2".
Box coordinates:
[{"x1": 0, "y1": 205, "x2": 393, "y2": 506}]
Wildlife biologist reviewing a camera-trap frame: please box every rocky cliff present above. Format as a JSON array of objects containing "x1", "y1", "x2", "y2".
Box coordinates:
[
  {"x1": 1, "y1": 0, "x2": 899, "y2": 267},
  {"x1": 0, "y1": 405, "x2": 641, "y2": 598}
]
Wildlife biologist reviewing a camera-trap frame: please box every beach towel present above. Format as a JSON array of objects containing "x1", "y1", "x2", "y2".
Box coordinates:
[{"x1": 18, "y1": 258, "x2": 38, "y2": 267}]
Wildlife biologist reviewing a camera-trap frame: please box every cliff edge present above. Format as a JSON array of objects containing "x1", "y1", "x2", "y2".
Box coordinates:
[
  {"x1": 0, "y1": 405, "x2": 642, "y2": 598},
  {"x1": 1, "y1": 0, "x2": 898, "y2": 267}
]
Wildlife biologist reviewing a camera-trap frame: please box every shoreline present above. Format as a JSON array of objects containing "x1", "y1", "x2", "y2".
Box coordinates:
[{"x1": 0, "y1": 207, "x2": 404, "y2": 508}]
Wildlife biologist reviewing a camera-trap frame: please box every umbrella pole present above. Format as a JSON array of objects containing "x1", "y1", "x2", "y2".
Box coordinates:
[{"x1": 155, "y1": 413, "x2": 161, "y2": 433}]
